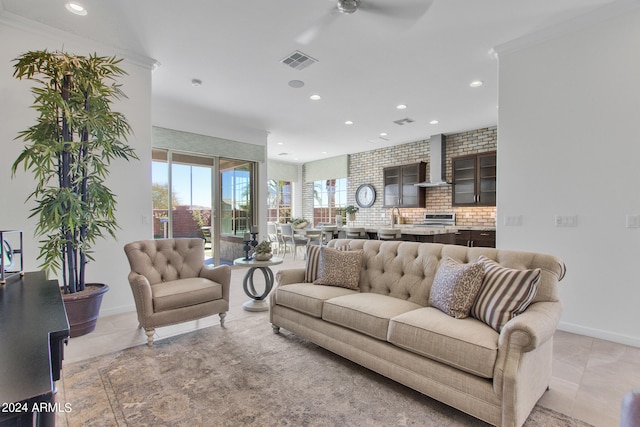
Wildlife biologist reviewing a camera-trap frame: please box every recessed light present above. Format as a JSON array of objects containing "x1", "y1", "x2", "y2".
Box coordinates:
[
  {"x1": 310, "y1": 94, "x2": 321, "y2": 101},
  {"x1": 379, "y1": 132, "x2": 388, "y2": 137},
  {"x1": 321, "y1": 151, "x2": 328, "y2": 154},
  {"x1": 429, "y1": 120, "x2": 439, "y2": 125},
  {"x1": 396, "y1": 104, "x2": 407, "y2": 110},
  {"x1": 191, "y1": 79, "x2": 202, "y2": 87},
  {"x1": 65, "y1": 2, "x2": 87, "y2": 15},
  {"x1": 277, "y1": 142, "x2": 284, "y2": 145},
  {"x1": 345, "y1": 120, "x2": 354, "y2": 125},
  {"x1": 469, "y1": 80, "x2": 484, "y2": 88},
  {"x1": 288, "y1": 80, "x2": 305, "y2": 88}
]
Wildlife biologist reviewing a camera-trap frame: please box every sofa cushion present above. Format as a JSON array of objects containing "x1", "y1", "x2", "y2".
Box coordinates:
[
  {"x1": 471, "y1": 256, "x2": 541, "y2": 332},
  {"x1": 314, "y1": 247, "x2": 364, "y2": 290},
  {"x1": 274, "y1": 283, "x2": 357, "y2": 318},
  {"x1": 388, "y1": 307, "x2": 499, "y2": 378},
  {"x1": 323, "y1": 293, "x2": 422, "y2": 341},
  {"x1": 429, "y1": 257, "x2": 484, "y2": 319},
  {"x1": 152, "y1": 277, "x2": 222, "y2": 312}
]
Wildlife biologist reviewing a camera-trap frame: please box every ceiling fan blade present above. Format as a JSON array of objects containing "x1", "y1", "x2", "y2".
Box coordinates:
[
  {"x1": 359, "y1": 0, "x2": 434, "y2": 22},
  {"x1": 295, "y1": 8, "x2": 341, "y2": 45}
]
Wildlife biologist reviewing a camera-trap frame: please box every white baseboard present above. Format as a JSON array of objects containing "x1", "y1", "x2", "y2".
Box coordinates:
[
  {"x1": 99, "y1": 304, "x2": 136, "y2": 318},
  {"x1": 558, "y1": 321, "x2": 640, "y2": 348}
]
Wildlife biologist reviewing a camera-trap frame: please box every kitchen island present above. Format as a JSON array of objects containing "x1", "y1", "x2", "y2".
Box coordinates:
[{"x1": 347, "y1": 225, "x2": 496, "y2": 247}]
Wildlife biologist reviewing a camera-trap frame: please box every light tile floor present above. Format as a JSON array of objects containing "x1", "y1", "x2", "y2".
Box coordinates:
[{"x1": 62, "y1": 257, "x2": 640, "y2": 427}]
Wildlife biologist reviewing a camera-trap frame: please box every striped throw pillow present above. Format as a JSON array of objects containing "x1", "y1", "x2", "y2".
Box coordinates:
[
  {"x1": 304, "y1": 245, "x2": 322, "y2": 283},
  {"x1": 471, "y1": 256, "x2": 541, "y2": 332}
]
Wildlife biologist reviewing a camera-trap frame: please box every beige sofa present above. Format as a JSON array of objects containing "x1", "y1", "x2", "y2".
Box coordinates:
[{"x1": 269, "y1": 239, "x2": 566, "y2": 427}]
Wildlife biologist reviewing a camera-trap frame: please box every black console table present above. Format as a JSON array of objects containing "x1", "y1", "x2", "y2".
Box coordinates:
[{"x1": 0, "y1": 272, "x2": 69, "y2": 427}]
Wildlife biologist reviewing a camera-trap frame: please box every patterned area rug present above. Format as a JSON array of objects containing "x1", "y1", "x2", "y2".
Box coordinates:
[{"x1": 57, "y1": 314, "x2": 592, "y2": 427}]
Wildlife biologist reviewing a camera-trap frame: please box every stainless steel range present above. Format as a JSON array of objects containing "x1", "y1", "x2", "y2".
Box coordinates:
[{"x1": 414, "y1": 213, "x2": 456, "y2": 227}]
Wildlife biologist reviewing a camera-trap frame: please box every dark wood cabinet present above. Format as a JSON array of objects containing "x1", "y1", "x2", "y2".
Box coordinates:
[
  {"x1": 452, "y1": 152, "x2": 496, "y2": 206},
  {"x1": 0, "y1": 272, "x2": 69, "y2": 427},
  {"x1": 454, "y1": 230, "x2": 472, "y2": 246},
  {"x1": 434, "y1": 232, "x2": 456, "y2": 245},
  {"x1": 383, "y1": 162, "x2": 425, "y2": 208},
  {"x1": 453, "y1": 229, "x2": 495, "y2": 248}
]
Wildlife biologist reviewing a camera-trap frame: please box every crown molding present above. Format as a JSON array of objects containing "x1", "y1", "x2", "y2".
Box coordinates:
[{"x1": 0, "y1": 9, "x2": 158, "y2": 71}]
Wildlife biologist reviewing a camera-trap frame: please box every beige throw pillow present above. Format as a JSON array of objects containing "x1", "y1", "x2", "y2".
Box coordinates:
[
  {"x1": 429, "y1": 257, "x2": 484, "y2": 319},
  {"x1": 471, "y1": 256, "x2": 541, "y2": 332},
  {"x1": 314, "y1": 247, "x2": 363, "y2": 290}
]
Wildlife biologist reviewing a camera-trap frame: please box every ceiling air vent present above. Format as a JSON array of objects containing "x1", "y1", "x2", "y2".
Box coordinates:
[
  {"x1": 393, "y1": 117, "x2": 415, "y2": 126},
  {"x1": 281, "y1": 51, "x2": 318, "y2": 70},
  {"x1": 368, "y1": 136, "x2": 389, "y2": 143}
]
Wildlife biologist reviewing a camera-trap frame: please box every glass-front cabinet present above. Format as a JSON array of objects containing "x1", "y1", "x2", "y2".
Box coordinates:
[
  {"x1": 383, "y1": 162, "x2": 425, "y2": 208},
  {"x1": 452, "y1": 152, "x2": 496, "y2": 206}
]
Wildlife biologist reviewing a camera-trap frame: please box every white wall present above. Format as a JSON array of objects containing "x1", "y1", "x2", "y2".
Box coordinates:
[
  {"x1": 0, "y1": 19, "x2": 153, "y2": 316},
  {"x1": 496, "y1": 5, "x2": 640, "y2": 346},
  {"x1": 152, "y1": 97, "x2": 269, "y2": 249},
  {"x1": 1, "y1": 18, "x2": 271, "y2": 317}
]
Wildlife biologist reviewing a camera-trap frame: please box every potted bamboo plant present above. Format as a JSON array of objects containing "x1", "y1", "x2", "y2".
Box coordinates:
[{"x1": 11, "y1": 50, "x2": 137, "y2": 337}]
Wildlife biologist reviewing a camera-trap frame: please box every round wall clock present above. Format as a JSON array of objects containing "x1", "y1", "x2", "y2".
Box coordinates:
[{"x1": 355, "y1": 184, "x2": 376, "y2": 208}]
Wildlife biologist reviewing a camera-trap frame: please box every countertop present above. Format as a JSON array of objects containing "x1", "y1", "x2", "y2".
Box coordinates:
[
  {"x1": 359, "y1": 225, "x2": 496, "y2": 236},
  {"x1": 303, "y1": 225, "x2": 496, "y2": 236}
]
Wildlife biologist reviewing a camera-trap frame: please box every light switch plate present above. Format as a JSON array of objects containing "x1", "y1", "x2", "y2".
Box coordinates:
[
  {"x1": 504, "y1": 215, "x2": 523, "y2": 226},
  {"x1": 554, "y1": 215, "x2": 578, "y2": 227},
  {"x1": 626, "y1": 214, "x2": 640, "y2": 228}
]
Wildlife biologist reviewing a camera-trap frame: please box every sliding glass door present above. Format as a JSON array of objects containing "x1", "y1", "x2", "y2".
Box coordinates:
[{"x1": 152, "y1": 149, "x2": 256, "y2": 265}]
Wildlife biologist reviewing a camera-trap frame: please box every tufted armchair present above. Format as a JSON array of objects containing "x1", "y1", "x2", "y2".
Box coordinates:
[{"x1": 124, "y1": 238, "x2": 231, "y2": 346}]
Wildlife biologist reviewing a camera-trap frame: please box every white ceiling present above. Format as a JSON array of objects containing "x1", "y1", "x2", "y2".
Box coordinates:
[{"x1": 1, "y1": 0, "x2": 620, "y2": 163}]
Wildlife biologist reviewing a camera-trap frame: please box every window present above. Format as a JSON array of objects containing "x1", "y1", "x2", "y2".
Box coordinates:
[
  {"x1": 313, "y1": 178, "x2": 347, "y2": 224},
  {"x1": 267, "y1": 180, "x2": 292, "y2": 223},
  {"x1": 152, "y1": 149, "x2": 257, "y2": 265},
  {"x1": 151, "y1": 149, "x2": 213, "y2": 240}
]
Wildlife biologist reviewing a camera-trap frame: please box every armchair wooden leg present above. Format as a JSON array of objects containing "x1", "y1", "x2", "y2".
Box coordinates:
[
  {"x1": 219, "y1": 312, "x2": 227, "y2": 327},
  {"x1": 145, "y1": 328, "x2": 155, "y2": 347},
  {"x1": 272, "y1": 324, "x2": 280, "y2": 334}
]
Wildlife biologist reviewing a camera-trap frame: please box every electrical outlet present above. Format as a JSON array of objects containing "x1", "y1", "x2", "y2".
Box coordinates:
[
  {"x1": 504, "y1": 215, "x2": 522, "y2": 226},
  {"x1": 554, "y1": 215, "x2": 578, "y2": 227},
  {"x1": 626, "y1": 214, "x2": 640, "y2": 228}
]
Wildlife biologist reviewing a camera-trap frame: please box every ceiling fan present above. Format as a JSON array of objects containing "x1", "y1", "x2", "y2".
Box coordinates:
[{"x1": 296, "y1": 0, "x2": 434, "y2": 45}]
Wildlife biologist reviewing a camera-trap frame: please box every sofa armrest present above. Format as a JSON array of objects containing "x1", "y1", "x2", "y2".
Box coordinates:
[
  {"x1": 498, "y1": 300, "x2": 563, "y2": 353},
  {"x1": 276, "y1": 268, "x2": 306, "y2": 286},
  {"x1": 199, "y1": 265, "x2": 231, "y2": 301},
  {"x1": 493, "y1": 300, "x2": 563, "y2": 406},
  {"x1": 128, "y1": 273, "x2": 154, "y2": 323}
]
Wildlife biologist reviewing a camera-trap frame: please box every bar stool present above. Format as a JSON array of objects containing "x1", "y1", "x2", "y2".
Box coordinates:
[
  {"x1": 320, "y1": 225, "x2": 337, "y2": 245},
  {"x1": 377, "y1": 228, "x2": 401, "y2": 240},
  {"x1": 345, "y1": 227, "x2": 367, "y2": 239}
]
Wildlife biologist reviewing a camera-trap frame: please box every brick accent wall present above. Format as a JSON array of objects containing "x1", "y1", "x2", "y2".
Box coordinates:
[{"x1": 301, "y1": 126, "x2": 497, "y2": 228}]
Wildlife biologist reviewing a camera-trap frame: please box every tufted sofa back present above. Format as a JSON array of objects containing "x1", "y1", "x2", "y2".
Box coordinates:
[
  {"x1": 124, "y1": 238, "x2": 206, "y2": 285},
  {"x1": 327, "y1": 239, "x2": 566, "y2": 307}
]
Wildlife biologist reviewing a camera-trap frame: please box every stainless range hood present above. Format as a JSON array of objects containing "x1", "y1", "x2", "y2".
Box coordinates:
[{"x1": 415, "y1": 134, "x2": 451, "y2": 187}]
